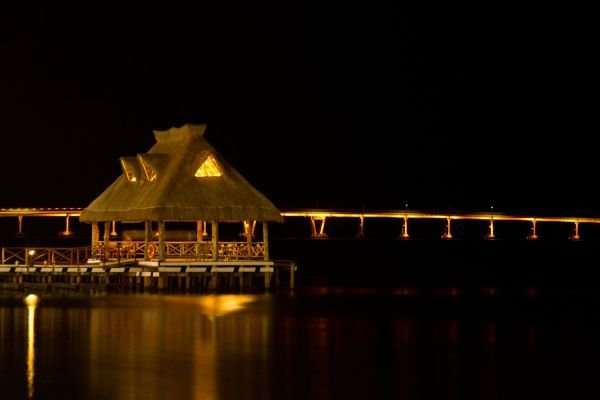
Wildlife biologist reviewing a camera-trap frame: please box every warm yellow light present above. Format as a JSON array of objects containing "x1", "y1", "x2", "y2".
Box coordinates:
[
  {"x1": 26, "y1": 294, "x2": 37, "y2": 400},
  {"x1": 195, "y1": 156, "x2": 222, "y2": 177},
  {"x1": 120, "y1": 159, "x2": 137, "y2": 182},
  {"x1": 28, "y1": 250, "x2": 36, "y2": 257},
  {"x1": 24, "y1": 294, "x2": 39, "y2": 306},
  {"x1": 196, "y1": 295, "x2": 255, "y2": 317},
  {"x1": 139, "y1": 157, "x2": 157, "y2": 181}
]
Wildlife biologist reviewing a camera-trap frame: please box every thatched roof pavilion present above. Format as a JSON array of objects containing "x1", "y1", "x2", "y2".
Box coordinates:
[{"x1": 80, "y1": 124, "x2": 283, "y2": 262}]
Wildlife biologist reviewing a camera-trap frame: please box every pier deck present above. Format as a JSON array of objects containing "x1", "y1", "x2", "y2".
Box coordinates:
[{"x1": 0, "y1": 258, "x2": 296, "y2": 292}]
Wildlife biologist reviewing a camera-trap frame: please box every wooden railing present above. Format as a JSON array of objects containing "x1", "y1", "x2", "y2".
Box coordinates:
[
  {"x1": 0, "y1": 241, "x2": 265, "y2": 265},
  {"x1": 94, "y1": 241, "x2": 265, "y2": 261},
  {"x1": 1, "y1": 247, "x2": 92, "y2": 266}
]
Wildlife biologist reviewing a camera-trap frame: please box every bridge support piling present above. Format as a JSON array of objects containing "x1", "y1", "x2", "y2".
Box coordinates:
[
  {"x1": 527, "y1": 219, "x2": 539, "y2": 240},
  {"x1": 310, "y1": 217, "x2": 328, "y2": 238},
  {"x1": 570, "y1": 221, "x2": 581, "y2": 240},
  {"x1": 442, "y1": 217, "x2": 453, "y2": 239},
  {"x1": 485, "y1": 218, "x2": 496, "y2": 240},
  {"x1": 400, "y1": 216, "x2": 410, "y2": 239},
  {"x1": 356, "y1": 216, "x2": 365, "y2": 239}
]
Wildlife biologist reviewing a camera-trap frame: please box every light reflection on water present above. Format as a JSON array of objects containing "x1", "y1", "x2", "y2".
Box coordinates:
[
  {"x1": 0, "y1": 290, "x2": 599, "y2": 399},
  {"x1": 25, "y1": 294, "x2": 38, "y2": 400}
]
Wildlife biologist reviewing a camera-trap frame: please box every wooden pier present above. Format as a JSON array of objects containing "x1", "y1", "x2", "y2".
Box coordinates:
[{"x1": 0, "y1": 245, "x2": 297, "y2": 292}]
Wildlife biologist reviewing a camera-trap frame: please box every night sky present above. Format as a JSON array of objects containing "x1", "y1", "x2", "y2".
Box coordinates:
[{"x1": 1, "y1": 5, "x2": 597, "y2": 215}]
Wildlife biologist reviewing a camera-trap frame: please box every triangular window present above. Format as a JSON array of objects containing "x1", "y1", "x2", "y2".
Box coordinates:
[
  {"x1": 195, "y1": 155, "x2": 222, "y2": 177},
  {"x1": 139, "y1": 157, "x2": 157, "y2": 181},
  {"x1": 120, "y1": 159, "x2": 137, "y2": 182}
]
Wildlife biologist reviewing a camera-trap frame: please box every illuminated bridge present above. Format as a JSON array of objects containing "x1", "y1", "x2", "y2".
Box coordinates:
[
  {"x1": 281, "y1": 210, "x2": 600, "y2": 240},
  {"x1": 2, "y1": 207, "x2": 600, "y2": 240}
]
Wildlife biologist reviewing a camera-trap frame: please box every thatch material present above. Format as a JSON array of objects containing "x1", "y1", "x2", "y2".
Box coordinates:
[{"x1": 80, "y1": 124, "x2": 284, "y2": 223}]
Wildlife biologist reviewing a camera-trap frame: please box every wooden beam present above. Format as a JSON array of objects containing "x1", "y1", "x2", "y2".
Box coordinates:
[
  {"x1": 263, "y1": 222, "x2": 270, "y2": 261},
  {"x1": 211, "y1": 221, "x2": 219, "y2": 261},
  {"x1": 196, "y1": 221, "x2": 203, "y2": 242},
  {"x1": 158, "y1": 221, "x2": 166, "y2": 262},
  {"x1": 144, "y1": 221, "x2": 151, "y2": 261},
  {"x1": 103, "y1": 221, "x2": 111, "y2": 260},
  {"x1": 91, "y1": 222, "x2": 99, "y2": 248}
]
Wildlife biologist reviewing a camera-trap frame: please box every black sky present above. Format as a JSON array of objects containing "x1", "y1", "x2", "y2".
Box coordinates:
[{"x1": 1, "y1": 4, "x2": 597, "y2": 215}]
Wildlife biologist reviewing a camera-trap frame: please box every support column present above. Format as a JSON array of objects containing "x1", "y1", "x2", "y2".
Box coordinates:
[
  {"x1": 442, "y1": 217, "x2": 453, "y2": 239},
  {"x1": 212, "y1": 221, "x2": 219, "y2": 261},
  {"x1": 246, "y1": 221, "x2": 253, "y2": 258},
  {"x1": 263, "y1": 221, "x2": 271, "y2": 291},
  {"x1": 60, "y1": 215, "x2": 72, "y2": 236},
  {"x1": 485, "y1": 218, "x2": 496, "y2": 240},
  {"x1": 310, "y1": 217, "x2": 327, "y2": 238},
  {"x1": 319, "y1": 217, "x2": 327, "y2": 238},
  {"x1": 356, "y1": 216, "x2": 365, "y2": 239},
  {"x1": 400, "y1": 216, "x2": 410, "y2": 239},
  {"x1": 18, "y1": 215, "x2": 24, "y2": 235},
  {"x1": 158, "y1": 221, "x2": 166, "y2": 262},
  {"x1": 196, "y1": 221, "x2": 203, "y2": 242},
  {"x1": 103, "y1": 221, "x2": 111, "y2": 260},
  {"x1": 290, "y1": 262, "x2": 296, "y2": 289},
  {"x1": 144, "y1": 221, "x2": 152, "y2": 261},
  {"x1": 210, "y1": 221, "x2": 219, "y2": 291},
  {"x1": 263, "y1": 222, "x2": 270, "y2": 261},
  {"x1": 110, "y1": 221, "x2": 118, "y2": 236},
  {"x1": 570, "y1": 221, "x2": 581, "y2": 240},
  {"x1": 91, "y1": 222, "x2": 100, "y2": 249},
  {"x1": 527, "y1": 219, "x2": 539, "y2": 240}
]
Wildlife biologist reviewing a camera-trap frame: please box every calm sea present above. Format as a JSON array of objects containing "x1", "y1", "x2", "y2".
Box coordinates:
[
  {"x1": 2, "y1": 238, "x2": 600, "y2": 399},
  {"x1": 2, "y1": 286, "x2": 600, "y2": 400}
]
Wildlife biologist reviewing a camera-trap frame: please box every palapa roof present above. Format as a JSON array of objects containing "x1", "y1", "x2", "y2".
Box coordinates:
[{"x1": 80, "y1": 124, "x2": 284, "y2": 223}]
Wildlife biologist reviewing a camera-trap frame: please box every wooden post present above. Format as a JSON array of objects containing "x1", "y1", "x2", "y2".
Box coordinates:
[
  {"x1": 144, "y1": 221, "x2": 152, "y2": 261},
  {"x1": 103, "y1": 221, "x2": 111, "y2": 260},
  {"x1": 290, "y1": 262, "x2": 296, "y2": 289},
  {"x1": 210, "y1": 221, "x2": 219, "y2": 291},
  {"x1": 196, "y1": 221, "x2": 203, "y2": 242},
  {"x1": 211, "y1": 222, "x2": 219, "y2": 261},
  {"x1": 158, "y1": 221, "x2": 166, "y2": 262},
  {"x1": 263, "y1": 222, "x2": 270, "y2": 261},
  {"x1": 246, "y1": 220, "x2": 253, "y2": 258},
  {"x1": 263, "y1": 221, "x2": 271, "y2": 290},
  {"x1": 111, "y1": 221, "x2": 118, "y2": 236},
  {"x1": 91, "y1": 222, "x2": 100, "y2": 249}
]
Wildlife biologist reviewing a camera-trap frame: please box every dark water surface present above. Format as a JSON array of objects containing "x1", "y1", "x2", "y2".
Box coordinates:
[{"x1": 2, "y1": 287, "x2": 600, "y2": 400}]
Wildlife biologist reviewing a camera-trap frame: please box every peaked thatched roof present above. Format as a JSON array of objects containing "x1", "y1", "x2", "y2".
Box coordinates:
[{"x1": 80, "y1": 124, "x2": 284, "y2": 223}]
